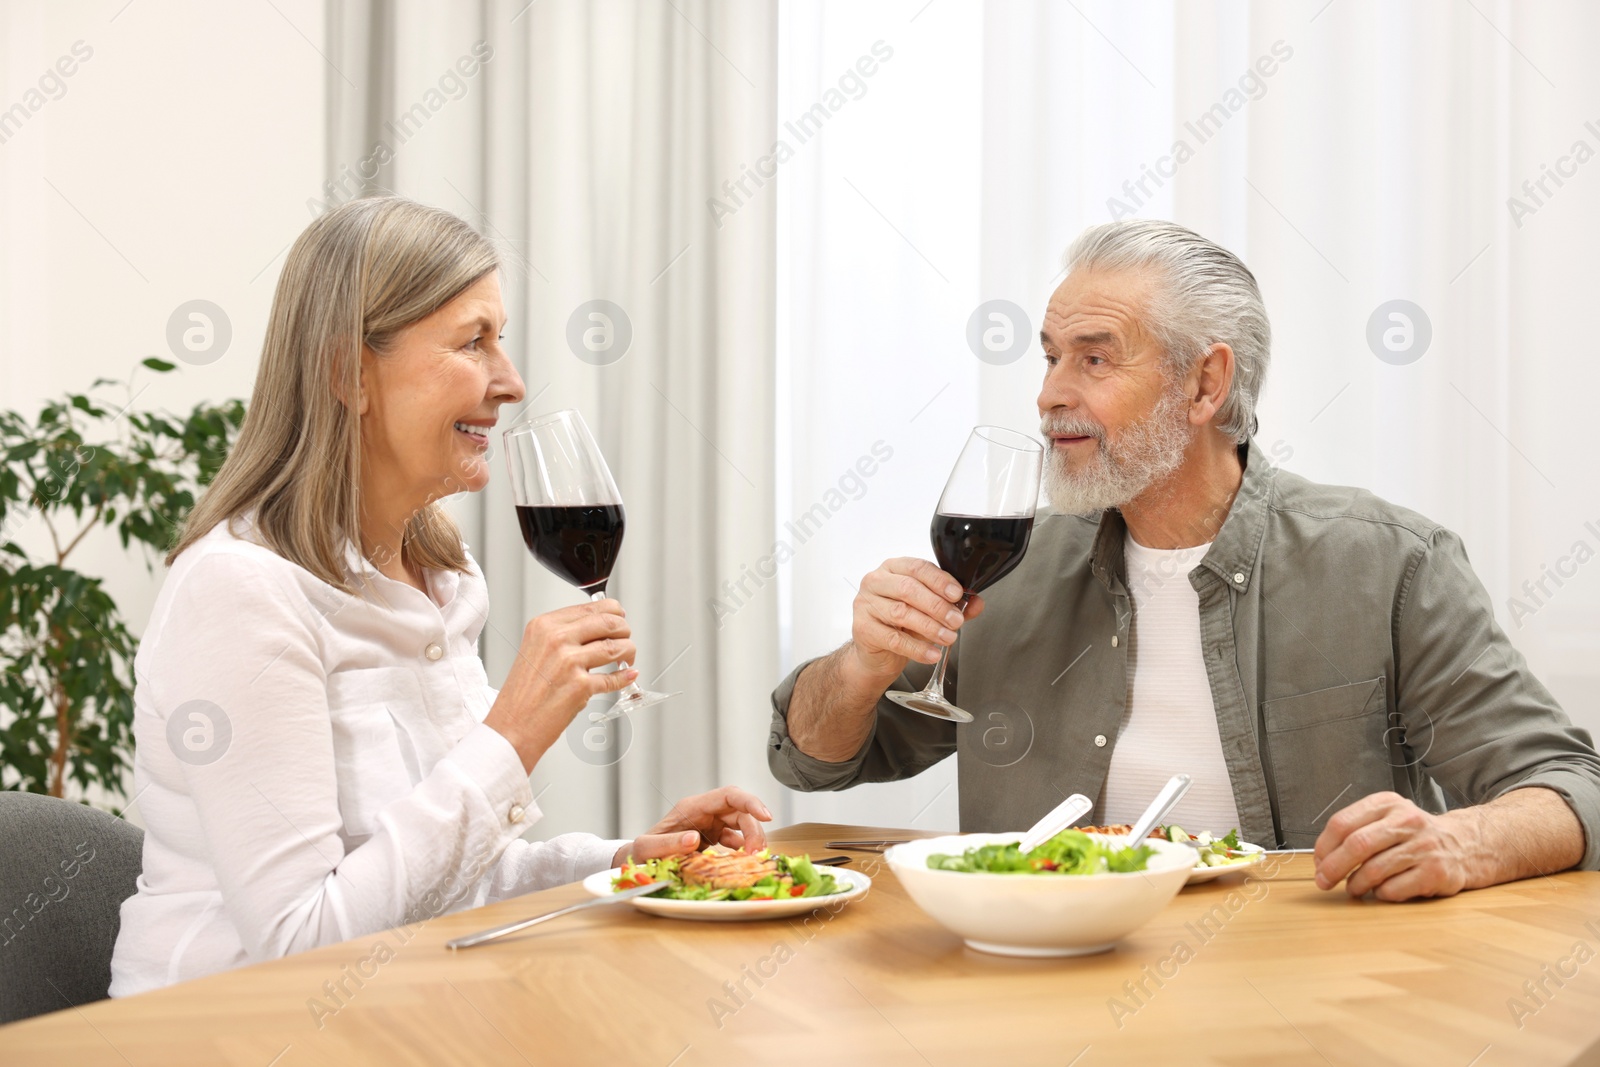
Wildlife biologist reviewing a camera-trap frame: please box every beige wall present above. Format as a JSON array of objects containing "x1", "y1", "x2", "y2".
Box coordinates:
[
  {"x1": 2, "y1": 0, "x2": 324, "y2": 640},
  {"x1": 1, "y1": 0, "x2": 327, "y2": 816}
]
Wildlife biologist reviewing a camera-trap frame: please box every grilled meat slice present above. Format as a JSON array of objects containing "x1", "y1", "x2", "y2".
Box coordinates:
[{"x1": 677, "y1": 847, "x2": 778, "y2": 889}]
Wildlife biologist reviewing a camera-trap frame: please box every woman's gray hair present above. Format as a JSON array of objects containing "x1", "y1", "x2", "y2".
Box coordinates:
[
  {"x1": 1063, "y1": 219, "x2": 1271, "y2": 443},
  {"x1": 167, "y1": 196, "x2": 498, "y2": 590}
]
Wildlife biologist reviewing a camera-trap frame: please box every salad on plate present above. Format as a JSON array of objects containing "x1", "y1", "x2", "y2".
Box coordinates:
[
  {"x1": 1073, "y1": 822, "x2": 1266, "y2": 882},
  {"x1": 1155, "y1": 825, "x2": 1263, "y2": 871},
  {"x1": 612, "y1": 845, "x2": 846, "y2": 901}
]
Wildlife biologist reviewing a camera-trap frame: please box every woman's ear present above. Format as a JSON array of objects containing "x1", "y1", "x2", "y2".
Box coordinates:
[
  {"x1": 334, "y1": 347, "x2": 376, "y2": 415},
  {"x1": 355, "y1": 347, "x2": 374, "y2": 416}
]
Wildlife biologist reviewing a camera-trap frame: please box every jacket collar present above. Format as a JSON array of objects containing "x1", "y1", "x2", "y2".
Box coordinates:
[
  {"x1": 1088, "y1": 438, "x2": 1275, "y2": 594},
  {"x1": 342, "y1": 537, "x2": 380, "y2": 579}
]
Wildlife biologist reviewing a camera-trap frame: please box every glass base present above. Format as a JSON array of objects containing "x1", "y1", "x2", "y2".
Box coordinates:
[
  {"x1": 885, "y1": 688, "x2": 974, "y2": 723},
  {"x1": 592, "y1": 687, "x2": 679, "y2": 721}
]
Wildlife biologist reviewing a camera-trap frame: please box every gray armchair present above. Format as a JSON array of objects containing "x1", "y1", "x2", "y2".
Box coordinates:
[{"x1": 0, "y1": 792, "x2": 144, "y2": 1024}]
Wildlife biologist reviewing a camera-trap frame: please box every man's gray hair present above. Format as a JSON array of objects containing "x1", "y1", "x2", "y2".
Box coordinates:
[{"x1": 1064, "y1": 219, "x2": 1271, "y2": 443}]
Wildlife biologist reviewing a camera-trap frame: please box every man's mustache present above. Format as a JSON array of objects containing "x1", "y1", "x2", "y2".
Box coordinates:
[{"x1": 1040, "y1": 414, "x2": 1106, "y2": 440}]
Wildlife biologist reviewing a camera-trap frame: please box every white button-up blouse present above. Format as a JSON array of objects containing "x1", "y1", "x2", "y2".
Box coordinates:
[{"x1": 109, "y1": 515, "x2": 624, "y2": 997}]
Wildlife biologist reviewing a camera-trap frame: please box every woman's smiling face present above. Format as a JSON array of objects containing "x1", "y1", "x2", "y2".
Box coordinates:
[{"x1": 357, "y1": 270, "x2": 525, "y2": 507}]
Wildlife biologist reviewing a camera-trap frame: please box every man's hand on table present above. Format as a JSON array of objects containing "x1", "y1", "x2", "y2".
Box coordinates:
[
  {"x1": 1313, "y1": 787, "x2": 1584, "y2": 901},
  {"x1": 611, "y1": 787, "x2": 774, "y2": 867}
]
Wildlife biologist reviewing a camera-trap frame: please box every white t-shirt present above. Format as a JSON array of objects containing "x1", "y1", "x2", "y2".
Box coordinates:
[
  {"x1": 1100, "y1": 533, "x2": 1243, "y2": 834},
  {"x1": 109, "y1": 515, "x2": 625, "y2": 997}
]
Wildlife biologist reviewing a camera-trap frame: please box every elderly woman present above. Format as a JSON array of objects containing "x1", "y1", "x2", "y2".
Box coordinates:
[{"x1": 108, "y1": 197, "x2": 771, "y2": 996}]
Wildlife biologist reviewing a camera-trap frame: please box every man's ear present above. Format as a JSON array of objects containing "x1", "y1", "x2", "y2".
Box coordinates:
[{"x1": 1187, "y1": 342, "x2": 1235, "y2": 427}]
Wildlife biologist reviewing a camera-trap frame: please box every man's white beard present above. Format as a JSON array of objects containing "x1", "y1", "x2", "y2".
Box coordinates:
[{"x1": 1041, "y1": 385, "x2": 1196, "y2": 516}]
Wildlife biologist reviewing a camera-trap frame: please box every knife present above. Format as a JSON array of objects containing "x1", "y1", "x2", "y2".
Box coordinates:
[{"x1": 825, "y1": 839, "x2": 914, "y2": 852}]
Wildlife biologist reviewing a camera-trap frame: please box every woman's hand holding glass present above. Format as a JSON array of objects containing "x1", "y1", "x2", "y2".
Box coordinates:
[{"x1": 483, "y1": 598, "x2": 639, "y2": 773}]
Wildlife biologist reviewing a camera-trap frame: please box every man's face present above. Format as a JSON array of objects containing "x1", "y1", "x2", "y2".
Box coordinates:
[{"x1": 1036, "y1": 267, "x2": 1196, "y2": 516}]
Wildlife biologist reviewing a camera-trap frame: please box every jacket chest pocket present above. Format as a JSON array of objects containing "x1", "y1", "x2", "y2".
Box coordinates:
[
  {"x1": 325, "y1": 667, "x2": 427, "y2": 838},
  {"x1": 1263, "y1": 676, "x2": 1390, "y2": 842}
]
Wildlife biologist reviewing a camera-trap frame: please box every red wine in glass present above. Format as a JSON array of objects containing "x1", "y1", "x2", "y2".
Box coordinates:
[
  {"x1": 887, "y1": 427, "x2": 1043, "y2": 723},
  {"x1": 504, "y1": 411, "x2": 677, "y2": 718},
  {"x1": 930, "y1": 513, "x2": 1034, "y2": 596},
  {"x1": 515, "y1": 504, "x2": 626, "y2": 593}
]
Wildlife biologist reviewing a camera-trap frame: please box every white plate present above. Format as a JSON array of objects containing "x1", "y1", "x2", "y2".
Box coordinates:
[
  {"x1": 580, "y1": 865, "x2": 872, "y2": 922},
  {"x1": 1184, "y1": 842, "x2": 1266, "y2": 884}
]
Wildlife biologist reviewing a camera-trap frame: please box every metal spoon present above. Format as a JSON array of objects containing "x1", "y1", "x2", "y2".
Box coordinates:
[
  {"x1": 1017, "y1": 793, "x2": 1094, "y2": 853},
  {"x1": 1123, "y1": 773, "x2": 1193, "y2": 846}
]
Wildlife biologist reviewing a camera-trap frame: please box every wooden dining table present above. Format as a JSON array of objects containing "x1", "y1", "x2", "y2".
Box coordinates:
[{"x1": 5, "y1": 821, "x2": 1600, "y2": 1066}]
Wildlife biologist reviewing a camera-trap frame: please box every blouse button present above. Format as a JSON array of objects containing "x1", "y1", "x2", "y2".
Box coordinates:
[
  {"x1": 1111, "y1": 635, "x2": 1119, "y2": 648},
  {"x1": 425, "y1": 642, "x2": 444, "y2": 661},
  {"x1": 1233, "y1": 572, "x2": 1246, "y2": 585},
  {"x1": 508, "y1": 804, "x2": 526, "y2": 823},
  {"x1": 1094, "y1": 734, "x2": 1107, "y2": 747}
]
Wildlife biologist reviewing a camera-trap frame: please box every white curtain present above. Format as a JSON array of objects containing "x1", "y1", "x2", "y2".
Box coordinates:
[
  {"x1": 779, "y1": 0, "x2": 1600, "y2": 828},
  {"x1": 326, "y1": 0, "x2": 782, "y2": 840}
]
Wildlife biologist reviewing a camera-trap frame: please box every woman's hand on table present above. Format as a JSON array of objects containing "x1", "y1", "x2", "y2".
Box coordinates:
[
  {"x1": 484, "y1": 598, "x2": 637, "y2": 773},
  {"x1": 611, "y1": 787, "x2": 774, "y2": 866}
]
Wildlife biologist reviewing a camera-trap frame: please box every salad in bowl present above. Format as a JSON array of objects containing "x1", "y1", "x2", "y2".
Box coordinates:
[{"x1": 887, "y1": 829, "x2": 1196, "y2": 957}]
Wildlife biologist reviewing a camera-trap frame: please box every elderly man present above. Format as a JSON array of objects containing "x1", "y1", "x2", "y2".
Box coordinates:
[{"x1": 768, "y1": 219, "x2": 1600, "y2": 901}]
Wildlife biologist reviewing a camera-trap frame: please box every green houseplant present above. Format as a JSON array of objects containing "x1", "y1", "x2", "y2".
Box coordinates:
[{"x1": 0, "y1": 359, "x2": 244, "y2": 807}]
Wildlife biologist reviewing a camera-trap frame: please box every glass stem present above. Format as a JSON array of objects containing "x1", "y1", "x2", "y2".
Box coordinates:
[
  {"x1": 921, "y1": 594, "x2": 969, "y2": 697},
  {"x1": 589, "y1": 589, "x2": 636, "y2": 684}
]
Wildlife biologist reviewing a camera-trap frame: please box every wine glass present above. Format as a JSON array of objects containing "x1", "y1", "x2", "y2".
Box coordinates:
[
  {"x1": 886, "y1": 425, "x2": 1043, "y2": 723},
  {"x1": 503, "y1": 409, "x2": 677, "y2": 720}
]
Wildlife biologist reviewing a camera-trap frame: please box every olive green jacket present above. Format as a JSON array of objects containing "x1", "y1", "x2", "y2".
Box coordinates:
[{"x1": 767, "y1": 440, "x2": 1600, "y2": 864}]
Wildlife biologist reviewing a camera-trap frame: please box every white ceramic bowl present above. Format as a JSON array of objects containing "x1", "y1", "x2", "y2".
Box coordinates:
[{"x1": 886, "y1": 832, "x2": 1196, "y2": 957}]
